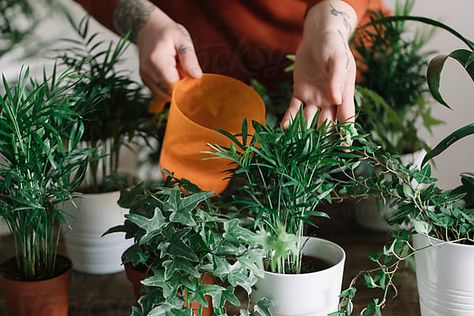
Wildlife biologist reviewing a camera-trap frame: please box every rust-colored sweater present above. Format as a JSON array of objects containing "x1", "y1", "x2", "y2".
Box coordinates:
[{"x1": 75, "y1": 0, "x2": 388, "y2": 86}]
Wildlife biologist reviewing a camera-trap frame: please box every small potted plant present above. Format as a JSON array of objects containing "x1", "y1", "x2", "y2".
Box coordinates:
[
  {"x1": 105, "y1": 174, "x2": 272, "y2": 315},
  {"x1": 352, "y1": 0, "x2": 443, "y2": 231},
  {"x1": 0, "y1": 67, "x2": 91, "y2": 316},
  {"x1": 55, "y1": 17, "x2": 162, "y2": 274},
  {"x1": 209, "y1": 111, "x2": 370, "y2": 315},
  {"x1": 334, "y1": 20, "x2": 474, "y2": 315}
]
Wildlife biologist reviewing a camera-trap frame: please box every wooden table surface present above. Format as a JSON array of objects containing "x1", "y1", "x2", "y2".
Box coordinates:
[{"x1": 0, "y1": 202, "x2": 421, "y2": 316}]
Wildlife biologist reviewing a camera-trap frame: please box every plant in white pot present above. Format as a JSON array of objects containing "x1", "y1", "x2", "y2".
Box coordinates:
[
  {"x1": 55, "y1": 17, "x2": 162, "y2": 274},
  {"x1": 335, "y1": 23, "x2": 474, "y2": 314},
  {"x1": 352, "y1": 0, "x2": 442, "y2": 231},
  {"x1": 0, "y1": 67, "x2": 92, "y2": 315},
  {"x1": 209, "y1": 111, "x2": 371, "y2": 316},
  {"x1": 104, "y1": 174, "x2": 272, "y2": 316}
]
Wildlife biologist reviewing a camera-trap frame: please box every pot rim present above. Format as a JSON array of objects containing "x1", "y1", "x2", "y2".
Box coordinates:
[
  {"x1": 413, "y1": 233, "x2": 474, "y2": 249},
  {"x1": 0, "y1": 254, "x2": 72, "y2": 284},
  {"x1": 262, "y1": 236, "x2": 346, "y2": 277}
]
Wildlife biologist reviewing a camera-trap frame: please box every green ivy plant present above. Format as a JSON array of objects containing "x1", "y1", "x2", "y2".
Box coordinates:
[
  {"x1": 55, "y1": 16, "x2": 164, "y2": 193},
  {"x1": 332, "y1": 18, "x2": 474, "y2": 316},
  {"x1": 104, "y1": 174, "x2": 271, "y2": 316},
  {"x1": 353, "y1": 0, "x2": 442, "y2": 154},
  {"x1": 208, "y1": 111, "x2": 370, "y2": 275},
  {"x1": 0, "y1": 66, "x2": 92, "y2": 280}
]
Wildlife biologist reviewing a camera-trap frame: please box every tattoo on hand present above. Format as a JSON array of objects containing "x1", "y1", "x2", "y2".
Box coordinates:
[
  {"x1": 178, "y1": 44, "x2": 192, "y2": 55},
  {"x1": 329, "y1": 4, "x2": 352, "y2": 32},
  {"x1": 114, "y1": 0, "x2": 157, "y2": 42},
  {"x1": 337, "y1": 30, "x2": 350, "y2": 69}
]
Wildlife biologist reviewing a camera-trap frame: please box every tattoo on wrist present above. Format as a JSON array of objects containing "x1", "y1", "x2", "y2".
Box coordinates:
[
  {"x1": 329, "y1": 4, "x2": 352, "y2": 32},
  {"x1": 114, "y1": 0, "x2": 157, "y2": 42},
  {"x1": 337, "y1": 30, "x2": 350, "y2": 69}
]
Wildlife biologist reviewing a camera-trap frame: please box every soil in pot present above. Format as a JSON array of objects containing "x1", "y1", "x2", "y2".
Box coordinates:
[
  {"x1": 0, "y1": 255, "x2": 72, "y2": 316},
  {"x1": 264, "y1": 255, "x2": 332, "y2": 274},
  {"x1": 300, "y1": 255, "x2": 332, "y2": 273}
]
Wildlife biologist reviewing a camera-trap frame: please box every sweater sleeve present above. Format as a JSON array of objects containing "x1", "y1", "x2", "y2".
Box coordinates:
[
  {"x1": 303, "y1": 0, "x2": 370, "y2": 23},
  {"x1": 74, "y1": 0, "x2": 119, "y2": 33}
]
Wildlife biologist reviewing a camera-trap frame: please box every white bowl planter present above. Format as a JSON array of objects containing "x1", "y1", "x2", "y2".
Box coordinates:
[
  {"x1": 356, "y1": 150, "x2": 426, "y2": 231},
  {"x1": 251, "y1": 237, "x2": 345, "y2": 316},
  {"x1": 413, "y1": 234, "x2": 474, "y2": 316},
  {"x1": 63, "y1": 191, "x2": 133, "y2": 274}
]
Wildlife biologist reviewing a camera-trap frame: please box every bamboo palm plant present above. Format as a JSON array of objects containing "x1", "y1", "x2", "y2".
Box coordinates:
[
  {"x1": 209, "y1": 112, "x2": 369, "y2": 274},
  {"x1": 55, "y1": 16, "x2": 162, "y2": 193},
  {"x1": 0, "y1": 67, "x2": 92, "y2": 280}
]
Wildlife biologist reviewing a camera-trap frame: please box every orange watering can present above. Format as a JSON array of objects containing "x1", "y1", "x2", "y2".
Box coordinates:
[{"x1": 150, "y1": 73, "x2": 266, "y2": 195}]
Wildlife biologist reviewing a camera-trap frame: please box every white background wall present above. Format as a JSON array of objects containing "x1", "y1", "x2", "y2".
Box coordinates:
[{"x1": 1, "y1": 0, "x2": 473, "y2": 189}]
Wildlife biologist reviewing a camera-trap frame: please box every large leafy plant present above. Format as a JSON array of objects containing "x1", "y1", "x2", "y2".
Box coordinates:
[
  {"x1": 56, "y1": 16, "x2": 163, "y2": 193},
  {"x1": 0, "y1": 67, "x2": 92, "y2": 280},
  {"x1": 354, "y1": 0, "x2": 442, "y2": 154},
  {"x1": 334, "y1": 18, "x2": 474, "y2": 316},
  {"x1": 105, "y1": 175, "x2": 270, "y2": 316},
  {"x1": 209, "y1": 111, "x2": 369, "y2": 274}
]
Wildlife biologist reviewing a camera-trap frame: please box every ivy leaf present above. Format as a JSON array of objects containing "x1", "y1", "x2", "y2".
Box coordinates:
[
  {"x1": 254, "y1": 297, "x2": 276, "y2": 316},
  {"x1": 163, "y1": 258, "x2": 200, "y2": 280},
  {"x1": 126, "y1": 208, "x2": 166, "y2": 245},
  {"x1": 412, "y1": 220, "x2": 431, "y2": 235},
  {"x1": 122, "y1": 244, "x2": 149, "y2": 267}
]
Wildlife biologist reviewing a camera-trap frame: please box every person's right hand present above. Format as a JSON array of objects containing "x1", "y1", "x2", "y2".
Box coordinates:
[{"x1": 135, "y1": 8, "x2": 202, "y2": 99}]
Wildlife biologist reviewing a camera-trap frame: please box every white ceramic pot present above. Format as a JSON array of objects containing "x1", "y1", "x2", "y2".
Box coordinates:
[
  {"x1": 0, "y1": 218, "x2": 10, "y2": 236},
  {"x1": 355, "y1": 150, "x2": 426, "y2": 232},
  {"x1": 251, "y1": 237, "x2": 346, "y2": 316},
  {"x1": 413, "y1": 234, "x2": 474, "y2": 316},
  {"x1": 63, "y1": 191, "x2": 133, "y2": 274}
]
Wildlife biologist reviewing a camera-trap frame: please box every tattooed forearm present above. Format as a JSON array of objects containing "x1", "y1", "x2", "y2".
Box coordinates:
[
  {"x1": 337, "y1": 29, "x2": 350, "y2": 69},
  {"x1": 329, "y1": 4, "x2": 352, "y2": 32},
  {"x1": 113, "y1": 0, "x2": 157, "y2": 42}
]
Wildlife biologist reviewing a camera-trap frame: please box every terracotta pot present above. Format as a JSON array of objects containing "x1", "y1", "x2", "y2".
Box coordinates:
[
  {"x1": 125, "y1": 264, "x2": 147, "y2": 301},
  {"x1": 0, "y1": 255, "x2": 72, "y2": 316},
  {"x1": 125, "y1": 264, "x2": 214, "y2": 315},
  {"x1": 188, "y1": 273, "x2": 214, "y2": 316}
]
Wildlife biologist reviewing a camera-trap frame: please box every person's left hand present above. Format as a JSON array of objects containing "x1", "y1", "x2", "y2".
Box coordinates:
[{"x1": 282, "y1": 0, "x2": 358, "y2": 127}]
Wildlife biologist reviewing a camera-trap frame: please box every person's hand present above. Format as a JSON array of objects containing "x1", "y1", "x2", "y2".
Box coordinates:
[
  {"x1": 135, "y1": 6, "x2": 202, "y2": 98},
  {"x1": 282, "y1": 0, "x2": 358, "y2": 127}
]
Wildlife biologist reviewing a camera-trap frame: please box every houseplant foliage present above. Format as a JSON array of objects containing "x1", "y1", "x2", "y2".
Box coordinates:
[
  {"x1": 353, "y1": 0, "x2": 442, "y2": 154},
  {"x1": 333, "y1": 19, "x2": 474, "y2": 316},
  {"x1": 105, "y1": 174, "x2": 271, "y2": 316},
  {"x1": 56, "y1": 16, "x2": 161, "y2": 192},
  {"x1": 209, "y1": 111, "x2": 369, "y2": 275},
  {"x1": 0, "y1": 66, "x2": 92, "y2": 280}
]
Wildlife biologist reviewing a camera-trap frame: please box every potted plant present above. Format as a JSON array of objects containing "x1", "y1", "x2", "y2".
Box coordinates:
[
  {"x1": 104, "y1": 173, "x2": 272, "y2": 315},
  {"x1": 55, "y1": 17, "x2": 162, "y2": 274},
  {"x1": 0, "y1": 66, "x2": 91, "y2": 315},
  {"x1": 334, "y1": 20, "x2": 474, "y2": 315},
  {"x1": 352, "y1": 0, "x2": 443, "y2": 231},
  {"x1": 209, "y1": 111, "x2": 370, "y2": 315}
]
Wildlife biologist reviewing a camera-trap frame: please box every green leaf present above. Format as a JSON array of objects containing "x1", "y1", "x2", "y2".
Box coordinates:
[
  {"x1": 126, "y1": 208, "x2": 167, "y2": 245},
  {"x1": 412, "y1": 220, "x2": 431, "y2": 235},
  {"x1": 254, "y1": 297, "x2": 276, "y2": 316},
  {"x1": 427, "y1": 49, "x2": 474, "y2": 107},
  {"x1": 422, "y1": 123, "x2": 474, "y2": 166},
  {"x1": 402, "y1": 183, "x2": 414, "y2": 199}
]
